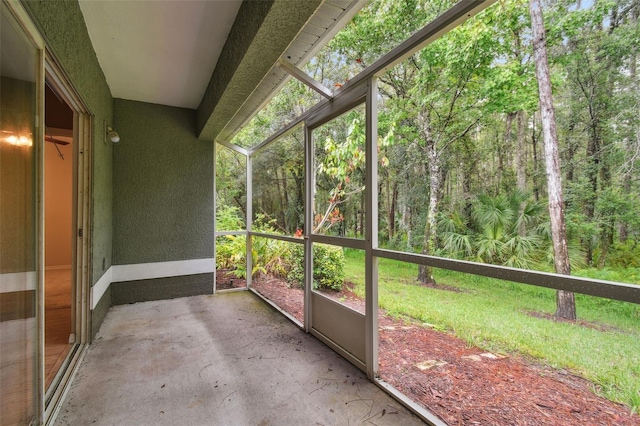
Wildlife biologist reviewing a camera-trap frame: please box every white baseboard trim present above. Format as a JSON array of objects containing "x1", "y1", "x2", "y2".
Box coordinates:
[
  {"x1": 111, "y1": 258, "x2": 215, "y2": 283},
  {"x1": 0, "y1": 271, "x2": 37, "y2": 293},
  {"x1": 91, "y1": 267, "x2": 112, "y2": 310},
  {"x1": 91, "y1": 258, "x2": 214, "y2": 310}
]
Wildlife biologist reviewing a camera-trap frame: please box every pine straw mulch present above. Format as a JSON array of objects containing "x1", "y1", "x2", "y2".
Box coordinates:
[{"x1": 249, "y1": 275, "x2": 639, "y2": 426}]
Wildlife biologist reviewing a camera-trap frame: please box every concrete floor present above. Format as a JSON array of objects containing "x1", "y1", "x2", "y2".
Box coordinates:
[{"x1": 54, "y1": 292, "x2": 425, "y2": 425}]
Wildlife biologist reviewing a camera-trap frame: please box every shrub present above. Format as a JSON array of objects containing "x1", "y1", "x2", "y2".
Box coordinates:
[
  {"x1": 286, "y1": 245, "x2": 305, "y2": 287},
  {"x1": 216, "y1": 210, "x2": 292, "y2": 279},
  {"x1": 216, "y1": 235, "x2": 247, "y2": 278},
  {"x1": 215, "y1": 206, "x2": 345, "y2": 288},
  {"x1": 216, "y1": 235, "x2": 294, "y2": 279},
  {"x1": 216, "y1": 205, "x2": 244, "y2": 230},
  {"x1": 252, "y1": 237, "x2": 291, "y2": 279},
  {"x1": 287, "y1": 244, "x2": 345, "y2": 291},
  {"x1": 602, "y1": 242, "x2": 640, "y2": 268}
]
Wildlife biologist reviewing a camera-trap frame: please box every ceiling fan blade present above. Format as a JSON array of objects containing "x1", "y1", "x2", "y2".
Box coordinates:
[{"x1": 45, "y1": 135, "x2": 70, "y2": 146}]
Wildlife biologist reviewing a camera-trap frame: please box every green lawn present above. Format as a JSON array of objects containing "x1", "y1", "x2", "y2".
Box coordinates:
[{"x1": 342, "y1": 249, "x2": 640, "y2": 412}]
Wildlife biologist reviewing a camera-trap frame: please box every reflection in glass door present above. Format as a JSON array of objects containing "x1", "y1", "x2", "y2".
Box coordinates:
[{"x1": 0, "y1": 3, "x2": 42, "y2": 424}]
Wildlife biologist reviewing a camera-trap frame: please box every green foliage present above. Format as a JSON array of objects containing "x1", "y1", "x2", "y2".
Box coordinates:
[
  {"x1": 251, "y1": 131, "x2": 305, "y2": 235},
  {"x1": 216, "y1": 234, "x2": 296, "y2": 280},
  {"x1": 605, "y1": 243, "x2": 640, "y2": 268},
  {"x1": 215, "y1": 206, "x2": 248, "y2": 278},
  {"x1": 215, "y1": 235, "x2": 246, "y2": 277},
  {"x1": 313, "y1": 107, "x2": 367, "y2": 236},
  {"x1": 251, "y1": 236, "x2": 292, "y2": 279},
  {"x1": 440, "y1": 191, "x2": 553, "y2": 269},
  {"x1": 286, "y1": 247, "x2": 304, "y2": 286},
  {"x1": 216, "y1": 209, "x2": 293, "y2": 279},
  {"x1": 215, "y1": 208, "x2": 346, "y2": 289},
  {"x1": 216, "y1": 205, "x2": 244, "y2": 231},
  {"x1": 575, "y1": 266, "x2": 640, "y2": 285},
  {"x1": 288, "y1": 244, "x2": 346, "y2": 292},
  {"x1": 218, "y1": 0, "x2": 640, "y2": 272},
  {"x1": 215, "y1": 200, "x2": 346, "y2": 287},
  {"x1": 215, "y1": 148, "x2": 247, "y2": 227},
  {"x1": 250, "y1": 215, "x2": 295, "y2": 278},
  {"x1": 231, "y1": 78, "x2": 320, "y2": 148},
  {"x1": 318, "y1": 117, "x2": 365, "y2": 180}
]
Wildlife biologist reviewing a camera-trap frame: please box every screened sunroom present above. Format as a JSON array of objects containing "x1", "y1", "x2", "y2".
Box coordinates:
[{"x1": 1, "y1": 0, "x2": 639, "y2": 425}]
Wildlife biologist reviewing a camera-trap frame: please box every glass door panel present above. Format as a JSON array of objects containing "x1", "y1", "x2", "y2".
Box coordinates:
[{"x1": 0, "y1": 3, "x2": 40, "y2": 424}]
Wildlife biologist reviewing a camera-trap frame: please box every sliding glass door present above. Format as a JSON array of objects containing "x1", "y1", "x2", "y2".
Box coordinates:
[{"x1": 0, "y1": 2, "x2": 43, "y2": 424}]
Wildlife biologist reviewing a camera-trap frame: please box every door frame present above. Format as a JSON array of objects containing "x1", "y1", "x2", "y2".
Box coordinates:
[
  {"x1": 42, "y1": 53, "x2": 93, "y2": 424},
  {"x1": 303, "y1": 81, "x2": 372, "y2": 372},
  {"x1": 2, "y1": 1, "x2": 46, "y2": 423}
]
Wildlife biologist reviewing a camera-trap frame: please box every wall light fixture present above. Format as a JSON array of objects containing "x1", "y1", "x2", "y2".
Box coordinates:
[{"x1": 106, "y1": 126, "x2": 120, "y2": 143}]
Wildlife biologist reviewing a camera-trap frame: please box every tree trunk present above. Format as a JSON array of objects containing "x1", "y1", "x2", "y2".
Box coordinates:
[
  {"x1": 402, "y1": 205, "x2": 412, "y2": 252},
  {"x1": 417, "y1": 111, "x2": 440, "y2": 284},
  {"x1": 500, "y1": 112, "x2": 516, "y2": 192},
  {"x1": 516, "y1": 110, "x2": 528, "y2": 236},
  {"x1": 597, "y1": 158, "x2": 613, "y2": 268},
  {"x1": 388, "y1": 181, "x2": 398, "y2": 240},
  {"x1": 496, "y1": 130, "x2": 505, "y2": 193},
  {"x1": 598, "y1": 222, "x2": 614, "y2": 269},
  {"x1": 583, "y1": 123, "x2": 600, "y2": 265},
  {"x1": 620, "y1": 39, "x2": 636, "y2": 242},
  {"x1": 417, "y1": 152, "x2": 440, "y2": 284},
  {"x1": 278, "y1": 168, "x2": 288, "y2": 231},
  {"x1": 529, "y1": 0, "x2": 576, "y2": 320},
  {"x1": 462, "y1": 142, "x2": 475, "y2": 220},
  {"x1": 619, "y1": 173, "x2": 630, "y2": 242},
  {"x1": 531, "y1": 114, "x2": 541, "y2": 202},
  {"x1": 515, "y1": 110, "x2": 527, "y2": 194}
]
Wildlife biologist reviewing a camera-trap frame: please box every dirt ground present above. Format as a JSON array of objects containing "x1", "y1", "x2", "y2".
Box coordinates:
[
  {"x1": 250, "y1": 275, "x2": 639, "y2": 426},
  {"x1": 215, "y1": 270, "x2": 247, "y2": 290}
]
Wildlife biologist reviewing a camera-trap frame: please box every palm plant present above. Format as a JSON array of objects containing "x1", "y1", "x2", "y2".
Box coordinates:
[{"x1": 441, "y1": 190, "x2": 549, "y2": 269}]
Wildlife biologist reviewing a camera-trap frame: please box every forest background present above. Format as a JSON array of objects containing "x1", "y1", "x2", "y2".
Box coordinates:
[{"x1": 216, "y1": 0, "x2": 640, "y2": 311}]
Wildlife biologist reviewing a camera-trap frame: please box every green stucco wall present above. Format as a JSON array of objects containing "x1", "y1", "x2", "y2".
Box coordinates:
[
  {"x1": 23, "y1": 0, "x2": 114, "y2": 286},
  {"x1": 111, "y1": 274, "x2": 213, "y2": 305},
  {"x1": 113, "y1": 100, "x2": 213, "y2": 264},
  {"x1": 90, "y1": 285, "x2": 110, "y2": 338},
  {"x1": 197, "y1": 0, "x2": 273, "y2": 138},
  {"x1": 197, "y1": 0, "x2": 322, "y2": 141}
]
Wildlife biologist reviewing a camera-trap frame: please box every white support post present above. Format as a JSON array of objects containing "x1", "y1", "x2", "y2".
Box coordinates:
[
  {"x1": 246, "y1": 154, "x2": 253, "y2": 289},
  {"x1": 304, "y1": 125, "x2": 314, "y2": 333},
  {"x1": 213, "y1": 142, "x2": 217, "y2": 293},
  {"x1": 365, "y1": 77, "x2": 379, "y2": 380}
]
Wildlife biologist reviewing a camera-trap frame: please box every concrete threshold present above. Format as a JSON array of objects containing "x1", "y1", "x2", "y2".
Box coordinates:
[{"x1": 54, "y1": 292, "x2": 425, "y2": 425}]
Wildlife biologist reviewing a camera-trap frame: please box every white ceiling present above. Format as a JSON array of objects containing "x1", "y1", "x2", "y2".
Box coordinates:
[{"x1": 78, "y1": 0, "x2": 243, "y2": 109}]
